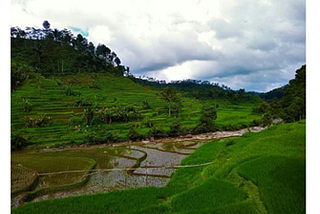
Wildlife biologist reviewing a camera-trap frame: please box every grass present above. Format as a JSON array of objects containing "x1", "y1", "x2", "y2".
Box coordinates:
[
  {"x1": 237, "y1": 156, "x2": 306, "y2": 214},
  {"x1": 11, "y1": 73, "x2": 261, "y2": 148},
  {"x1": 12, "y1": 121, "x2": 306, "y2": 214}
]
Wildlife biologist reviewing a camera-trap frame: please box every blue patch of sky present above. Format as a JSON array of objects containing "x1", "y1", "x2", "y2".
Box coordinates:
[{"x1": 69, "y1": 26, "x2": 89, "y2": 37}]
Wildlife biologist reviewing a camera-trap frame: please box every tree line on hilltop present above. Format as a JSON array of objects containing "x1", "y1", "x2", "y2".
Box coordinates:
[
  {"x1": 11, "y1": 20, "x2": 128, "y2": 77},
  {"x1": 253, "y1": 65, "x2": 306, "y2": 124}
]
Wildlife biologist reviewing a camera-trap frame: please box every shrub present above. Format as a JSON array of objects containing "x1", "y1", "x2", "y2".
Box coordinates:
[
  {"x1": 144, "y1": 117, "x2": 153, "y2": 128},
  {"x1": 97, "y1": 106, "x2": 142, "y2": 124},
  {"x1": 193, "y1": 106, "x2": 217, "y2": 133},
  {"x1": 88, "y1": 81, "x2": 100, "y2": 89},
  {"x1": 26, "y1": 114, "x2": 51, "y2": 128},
  {"x1": 105, "y1": 132, "x2": 116, "y2": 143},
  {"x1": 11, "y1": 133, "x2": 28, "y2": 151},
  {"x1": 84, "y1": 133, "x2": 105, "y2": 145},
  {"x1": 170, "y1": 101, "x2": 182, "y2": 117},
  {"x1": 11, "y1": 61, "x2": 31, "y2": 92},
  {"x1": 128, "y1": 126, "x2": 142, "y2": 141},
  {"x1": 169, "y1": 119, "x2": 182, "y2": 137},
  {"x1": 65, "y1": 84, "x2": 73, "y2": 96},
  {"x1": 84, "y1": 132, "x2": 117, "y2": 144},
  {"x1": 148, "y1": 126, "x2": 166, "y2": 138},
  {"x1": 83, "y1": 108, "x2": 95, "y2": 125},
  {"x1": 74, "y1": 95, "x2": 84, "y2": 107},
  {"x1": 142, "y1": 100, "x2": 151, "y2": 109},
  {"x1": 160, "y1": 86, "x2": 181, "y2": 117},
  {"x1": 252, "y1": 102, "x2": 271, "y2": 115},
  {"x1": 22, "y1": 98, "x2": 32, "y2": 112},
  {"x1": 262, "y1": 112, "x2": 273, "y2": 126},
  {"x1": 252, "y1": 119, "x2": 262, "y2": 126}
]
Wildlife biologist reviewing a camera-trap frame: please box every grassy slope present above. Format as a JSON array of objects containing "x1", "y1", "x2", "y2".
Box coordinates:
[
  {"x1": 12, "y1": 121, "x2": 306, "y2": 214},
  {"x1": 11, "y1": 73, "x2": 261, "y2": 148}
]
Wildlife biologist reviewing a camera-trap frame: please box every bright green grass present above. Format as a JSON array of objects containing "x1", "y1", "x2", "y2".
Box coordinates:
[
  {"x1": 237, "y1": 156, "x2": 306, "y2": 214},
  {"x1": 13, "y1": 121, "x2": 305, "y2": 214},
  {"x1": 11, "y1": 73, "x2": 261, "y2": 148}
]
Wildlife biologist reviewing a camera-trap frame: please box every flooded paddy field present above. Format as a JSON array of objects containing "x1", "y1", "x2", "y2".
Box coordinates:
[{"x1": 11, "y1": 127, "x2": 264, "y2": 207}]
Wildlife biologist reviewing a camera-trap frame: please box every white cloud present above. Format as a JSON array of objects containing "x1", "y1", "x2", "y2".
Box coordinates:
[{"x1": 11, "y1": 0, "x2": 305, "y2": 91}]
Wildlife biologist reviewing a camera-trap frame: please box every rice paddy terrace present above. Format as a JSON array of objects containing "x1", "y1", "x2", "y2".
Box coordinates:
[
  {"x1": 11, "y1": 72, "x2": 262, "y2": 148},
  {"x1": 11, "y1": 127, "x2": 263, "y2": 208},
  {"x1": 12, "y1": 122, "x2": 305, "y2": 214}
]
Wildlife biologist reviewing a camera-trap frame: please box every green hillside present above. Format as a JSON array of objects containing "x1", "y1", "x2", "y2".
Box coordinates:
[
  {"x1": 11, "y1": 24, "x2": 264, "y2": 149},
  {"x1": 11, "y1": 72, "x2": 262, "y2": 148},
  {"x1": 12, "y1": 121, "x2": 306, "y2": 214}
]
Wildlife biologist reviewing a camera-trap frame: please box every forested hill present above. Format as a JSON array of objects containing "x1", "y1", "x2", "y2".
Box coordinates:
[
  {"x1": 11, "y1": 20, "x2": 304, "y2": 107},
  {"x1": 259, "y1": 85, "x2": 288, "y2": 102},
  {"x1": 129, "y1": 76, "x2": 261, "y2": 102},
  {"x1": 253, "y1": 65, "x2": 306, "y2": 123},
  {"x1": 11, "y1": 21, "x2": 127, "y2": 78}
]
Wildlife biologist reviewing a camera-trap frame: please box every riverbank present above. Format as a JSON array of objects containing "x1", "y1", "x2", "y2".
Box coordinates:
[
  {"x1": 11, "y1": 126, "x2": 265, "y2": 208},
  {"x1": 12, "y1": 121, "x2": 305, "y2": 214}
]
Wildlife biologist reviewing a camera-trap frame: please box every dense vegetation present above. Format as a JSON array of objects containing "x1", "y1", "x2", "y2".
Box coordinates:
[
  {"x1": 11, "y1": 20, "x2": 126, "y2": 81},
  {"x1": 13, "y1": 121, "x2": 306, "y2": 213},
  {"x1": 259, "y1": 85, "x2": 287, "y2": 102},
  {"x1": 11, "y1": 72, "x2": 261, "y2": 150},
  {"x1": 253, "y1": 65, "x2": 306, "y2": 123},
  {"x1": 11, "y1": 21, "x2": 266, "y2": 151},
  {"x1": 11, "y1": 21, "x2": 306, "y2": 214},
  {"x1": 130, "y1": 76, "x2": 257, "y2": 102}
]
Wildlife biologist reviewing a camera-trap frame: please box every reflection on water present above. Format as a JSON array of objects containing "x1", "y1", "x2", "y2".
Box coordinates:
[{"x1": 12, "y1": 126, "x2": 265, "y2": 206}]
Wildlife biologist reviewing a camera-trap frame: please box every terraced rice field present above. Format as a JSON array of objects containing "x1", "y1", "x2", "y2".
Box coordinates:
[
  {"x1": 11, "y1": 127, "x2": 262, "y2": 208},
  {"x1": 11, "y1": 73, "x2": 261, "y2": 148}
]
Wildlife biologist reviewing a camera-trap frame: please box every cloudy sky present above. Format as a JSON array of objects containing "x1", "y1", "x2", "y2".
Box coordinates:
[{"x1": 11, "y1": 0, "x2": 305, "y2": 92}]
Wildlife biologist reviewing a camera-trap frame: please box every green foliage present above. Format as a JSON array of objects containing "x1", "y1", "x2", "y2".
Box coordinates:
[
  {"x1": 88, "y1": 81, "x2": 100, "y2": 89},
  {"x1": 260, "y1": 85, "x2": 287, "y2": 101},
  {"x1": 65, "y1": 84, "x2": 73, "y2": 96},
  {"x1": 83, "y1": 108, "x2": 94, "y2": 126},
  {"x1": 11, "y1": 23, "x2": 125, "y2": 76},
  {"x1": 12, "y1": 122, "x2": 305, "y2": 214},
  {"x1": 169, "y1": 119, "x2": 182, "y2": 137},
  {"x1": 74, "y1": 95, "x2": 84, "y2": 107},
  {"x1": 22, "y1": 98, "x2": 32, "y2": 112},
  {"x1": 160, "y1": 86, "x2": 181, "y2": 117},
  {"x1": 144, "y1": 117, "x2": 153, "y2": 128},
  {"x1": 252, "y1": 101, "x2": 270, "y2": 115},
  {"x1": 148, "y1": 126, "x2": 166, "y2": 138},
  {"x1": 262, "y1": 112, "x2": 273, "y2": 126},
  {"x1": 268, "y1": 65, "x2": 306, "y2": 122},
  {"x1": 26, "y1": 114, "x2": 51, "y2": 128},
  {"x1": 11, "y1": 61, "x2": 31, "y2": 91},
  {"x1": 170, "y1": 178, "x2": 247, "y2": 213},
  {"x1": 170, "y1": 100, "x2": 182, "y2": 117},
  {"x1": 251, "y1": 119, "x2": 262, "y2": 126},
  {"x1": 142, "y1": 100, "x2": 151, "y2": 109},
  {"x1": 11, "y1": 133, "x2": 28, "y2": 151},
  {"x1": 11, "y1": 72, "x2": 262, "y2": 148},
  {"x1": 237, "y1": 156, "x2": 305, "y2": 214},
  {"x1": 194, "y1": 106, "x2": 217, "y2": 133},
  {"x1": 97, "y1": 106, "x2": 142, "y2": 124},
  {"x1": 84, "y1": 132, "x2": 105, "y2": 145},
  {"x1": 127, "y1": 125, "x2": 142, "y2": 141}
]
